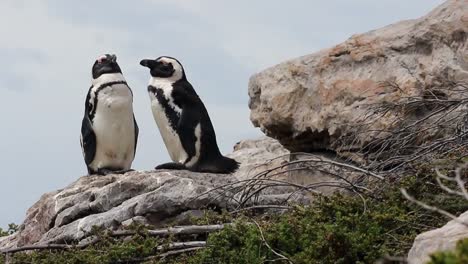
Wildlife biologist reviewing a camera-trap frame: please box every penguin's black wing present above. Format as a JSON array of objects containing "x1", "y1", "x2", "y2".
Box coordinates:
[
  {"x1": 81, "y1": 89, "x2": 96, "y2": 167},
  {"x1": 172, "y1": 80, "x2": 201, "y2": 160},
  {"x1": 81, "y1": 115, "x2": 96, "y2": 165},
  {"x1": 126, "y1": 85, "x2": 139, "y2": 157},
  {"x1": 133, "y1": 114, "x2": 139, "y2": 156}
]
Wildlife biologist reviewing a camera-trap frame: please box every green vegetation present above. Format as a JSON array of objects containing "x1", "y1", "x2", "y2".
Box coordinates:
[
  {"x1": 0, "y1": 164, "x2": 466, "y2": 264},
  {"x1": 189, "y1": 171, "x2": 467, "y2": 264},
  {"x1": 0, "y1": 224, "x2": 18, "y2": 237},
  {"x1": 428, "y1": 238, "x2": 468, "y2": 264}
]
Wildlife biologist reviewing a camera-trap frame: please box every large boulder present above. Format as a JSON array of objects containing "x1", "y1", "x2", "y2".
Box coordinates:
[
  {"x1": 249, "y1": 0, "x2": 468, "y2": 155},
  {"x1": 0, "y1": 137, "x2": 308, "y2": 249},
  {"x1": 0, "y1": 137, "x2": 373, "y2": 250},
  {"x1": 408, "y1": 210, "x2": 468, "y2": 264}
]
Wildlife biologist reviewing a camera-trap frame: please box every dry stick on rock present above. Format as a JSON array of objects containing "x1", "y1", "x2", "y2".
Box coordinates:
[
  {"x1": 197, "y1": 156, "x2": 379, "y2": 210},
  {"x1": 233, "y1": 152, "x2": 382, "y2": 202},
  {"x1": 111, "y1": 224, "x2": 227, "y2": 238},
  {"x1": 156, "y1": 241, "x2": 206, "y2": 251},
  {"x1": 0, "y1": 224, "x2": 226, "y2": 255},
  {"x1": 339, "y1": 83, "x2": 468, "y2": 173}
]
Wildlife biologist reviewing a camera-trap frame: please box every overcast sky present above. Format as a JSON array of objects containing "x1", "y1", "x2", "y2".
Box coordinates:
[{"x1": 0, "y1": 0, "x2": 444, "y2": 228}]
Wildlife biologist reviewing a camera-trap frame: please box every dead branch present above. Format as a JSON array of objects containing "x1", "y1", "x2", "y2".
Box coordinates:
[
  {"x1": 114, "y1": 247, "x2": 204, "y2": 264},
  {"x1": 336, "y1": 82, "x2": 468, "y2": 173},
  {"x1": 454, "y1": 166, "x2": 468, "y2": 200},
  {"x1": 0, "y1": 224, "x2": 227, "y2": 255},
  {"x1": 435, "y1": 168, "x2": 467, "y2": 197},
  {"x1": 229, "y1": 205, "x2": 292, "y2": 215},
  {"x1": 111, "y1": 224, "x2": 227, "y2": 238},
  {"x1": 252, "y1": 220, "x2": 294, "y2": 264},
  {"x1": 400, "y1": 188, "x2": 468, "y2": 227},
  {"x1": 159, "y1": 246, "x2": 204, "y2": 258},
  {"x1": 1, "y1": 244, "x2": 73, "y2": 254},
  {"x1": 156, "y1": 241, "x2": 206, "y2": 251}
]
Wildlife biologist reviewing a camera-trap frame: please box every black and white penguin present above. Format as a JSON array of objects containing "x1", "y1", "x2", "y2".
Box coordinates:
[
  {"x1": 140, "y1": 56, "x2": 239, "y2": 174},
  {"x1": 80, "y1": 54, "x2": 139, "y2": 175}
]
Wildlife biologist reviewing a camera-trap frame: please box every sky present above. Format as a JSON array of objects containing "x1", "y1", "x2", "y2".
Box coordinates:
[{"x1": 0, "y1": 0, "x2": 444, "y2": 228}]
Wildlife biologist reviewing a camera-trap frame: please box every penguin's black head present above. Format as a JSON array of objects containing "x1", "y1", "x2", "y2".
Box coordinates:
[
  {"x1": 92, "y1": 54, "x2": 122, "y2": 79},
  {"x1": 140, "y1": 56, "x2": 186, "y2": 81}
]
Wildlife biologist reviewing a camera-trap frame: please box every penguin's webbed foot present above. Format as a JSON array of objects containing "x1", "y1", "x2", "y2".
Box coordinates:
[{"x1": 155, "y1": 162, "x2": 187, "y2": 171}]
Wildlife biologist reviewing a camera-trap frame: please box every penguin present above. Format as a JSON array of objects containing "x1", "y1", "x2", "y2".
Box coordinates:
[
  {"x1": 140, "y1": 56, "x2": 239, "y2": 174},
  {"x1": 80, "y1": 54, "x2": 139, "y2": 175}
]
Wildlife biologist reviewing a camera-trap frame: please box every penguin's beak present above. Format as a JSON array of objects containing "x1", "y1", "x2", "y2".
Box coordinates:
[{"x1": 140, "y1": 59, "x2": 155, "y2": 69}]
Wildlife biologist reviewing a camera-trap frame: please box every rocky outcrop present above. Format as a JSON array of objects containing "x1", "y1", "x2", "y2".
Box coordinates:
[
  {"x1": 249, "y1": 0, "x2": 468, "y2": 155},
  {"x1": 0, "y1": 137, "x2": 311, "y2": 249},
  {"x1": 228, "y1": 136, "x2": 289, "y2": 181},
  {"x1": 408, "y1": 211, "x2": 468, "y2": 264},
  {"x1": 0, "y1": 136, "x2": 371, "y2": 250}
]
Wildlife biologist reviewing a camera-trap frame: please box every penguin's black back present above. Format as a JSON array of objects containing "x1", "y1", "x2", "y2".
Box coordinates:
[{"x1": 172, "y1": 79, "x2": 239, "y2": 174}]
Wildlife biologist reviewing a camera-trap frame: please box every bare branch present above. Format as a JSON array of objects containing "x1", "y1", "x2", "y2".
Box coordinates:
[
  {"x1": 454, "y1": 167, "x2": 468, "y2": 200},
  {"x1": 156, "y1": 241, "x2": 206, "y2": 251},
  {"x1": 159, "y1": 247, "x2": 204, "y2": 258},
  {"x1": 400, "y1": 188, "x2": 468, "y2": 227},
  {"x1": 230, "y1": 205, "x2": 292, "y2": 215},
  {"x1": 252, "y1": 220, "x2": 294, "y2": 264},
  {"x1": 114, "y1": 247, "x2": 205, "y2": 263},
  {"x1": 0, "y1": 224, "x2": 228, "y2": 255},
  {"x1": 111, "y1": 224, "x2": 227, "y2": 238}
]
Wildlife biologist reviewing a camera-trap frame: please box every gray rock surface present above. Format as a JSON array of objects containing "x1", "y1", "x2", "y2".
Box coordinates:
[
  {"x1": 408, "y1": 210, "x2": 468, "y2": 264},
  {"x1": 228, "y1": 136, "x2": 290, "y2": 181},
  {"x1": 249, "y1": 0, "x2": 468, "y2": 155},
  {"x1": 0, "y1": 137, "x2": 368, "y2": 249},
  {"x1": 0, "y1": 137, "x2": 311, "y2": 249}
]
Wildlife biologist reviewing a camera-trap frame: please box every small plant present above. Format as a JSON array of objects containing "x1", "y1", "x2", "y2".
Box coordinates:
[
  {"x1": 428, "y1": 238, "x2": 468, "y2": 264},
  {"x1": 0, "y1": 223, "x2": 18, "y2": 237},
  {"x1": 189, "y1": 169, "x2": 468, "y2": 264}
]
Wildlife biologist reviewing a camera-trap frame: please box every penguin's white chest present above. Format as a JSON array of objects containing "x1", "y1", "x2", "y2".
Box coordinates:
[
  {"x1": 91, "y1": 84, "x2": 135, "y2": 170},
  {"x1": 148, "y1": 81, "x2": 188, "y2": 164}
]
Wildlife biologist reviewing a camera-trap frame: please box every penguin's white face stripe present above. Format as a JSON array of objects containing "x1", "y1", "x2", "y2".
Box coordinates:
[{"x1": 158, "y1": 57, "x2": 184, "y2": 82}]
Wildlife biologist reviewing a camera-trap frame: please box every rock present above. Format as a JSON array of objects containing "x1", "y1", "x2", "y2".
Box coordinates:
[
  {"x1": 229, "y1": 137, "x2": 367, "y2": 196},
  {"x1": 0, "y1": 137, "x2": 371, "y2": 249},
  {"x1": 249, "y1": 0, "x2": 468, "y2": 156},
  {"x1": 228, "y1": 136, "x2": 290, "y2": 181},
  {"x1": 121, "y1": 216, "x2": 150, "y2": 227},
  {"x1": 0, "y1": 137, "x2": 315, "y2": 249},
  {"x1": 407, "y1": 210, "x2": 468, "y2": 264}
]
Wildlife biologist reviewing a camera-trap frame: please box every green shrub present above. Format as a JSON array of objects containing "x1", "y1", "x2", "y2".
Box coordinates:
[
  {"x1": 0, "y1": 224, "x2": 18, "y2": 237},
  {"x1": 190, "y1": 170, "x2": 467, "y2": 264},
  {"x1": 427, "y1": 238, "x2": 468, "y2": 264},
  {"x1": 1, "y1": 163, "x2": 467, "y2": 264}
]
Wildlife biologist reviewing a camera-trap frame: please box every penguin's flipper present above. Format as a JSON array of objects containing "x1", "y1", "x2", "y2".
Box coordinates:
[
  {"x1": 155, "y1": 162, "x2": 187, "y2": 170},
  {"x1": 133, "y1": 114, "x2": 139, "y2": 156},
  {"x1": 178, "y1": 111, "x2": 198, "y2": 161},
  {"x1": 80, "y1": 115, "x2": 96, "y2": 167}
]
